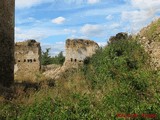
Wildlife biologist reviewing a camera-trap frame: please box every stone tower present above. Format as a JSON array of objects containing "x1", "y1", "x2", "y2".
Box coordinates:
[
  {"x1": 43, "y1": 39, "x2": 99, "y2": 80},
  {"x1": 0, "y1": 0, "x2": 15, "y2": 87},
  {"x1": 14, "y1": 40, "x2": 41, "y2": 82},
  {"x1": 64, "y1": 39, "x2": 99, "y2": 67}
]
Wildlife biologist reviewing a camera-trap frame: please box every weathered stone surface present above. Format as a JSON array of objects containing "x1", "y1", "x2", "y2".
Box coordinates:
[
  {"x1": 44, "y1": 39, "x2": 99, "y2": 79},
  {"x1": 138, "y1": 18, "x2": 160, "y2": 70},
  {"x1": 14, "y1": 40, "x2": 41, "y2": 82},
  {"x1": 64, "y1": 39, "x2": 99, "y2": 66},
  {"x1": 0, "y1": 0, "x2": 15, "y2": 87}
]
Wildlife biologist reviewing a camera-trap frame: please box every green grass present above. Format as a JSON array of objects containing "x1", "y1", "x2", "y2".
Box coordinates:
[
  {"x1": 144, "y1": 19, "x2": 160, "y2": 42},
  {"x1": 0, "y1": 37, "x2": 160, "y2": 120}
]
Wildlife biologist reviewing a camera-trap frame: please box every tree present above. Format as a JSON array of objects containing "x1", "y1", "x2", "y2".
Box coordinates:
[
  {"x1": 41, "y1": 48, "x2": 52, "y2": 65},
  {"x1": 41, "y1": 49, "x2": 65, "y2": 65},
  {"x1": 57, "y1": 51, "x2": 65, "y2": 65},
  {"x1": 108, "y1": 32, "x2": 129, "y2": 44}
]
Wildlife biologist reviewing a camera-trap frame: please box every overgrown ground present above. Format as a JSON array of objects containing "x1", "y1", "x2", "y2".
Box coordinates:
[{"x1": 1, "y1": 36, "x2": 160, "y2": 120}]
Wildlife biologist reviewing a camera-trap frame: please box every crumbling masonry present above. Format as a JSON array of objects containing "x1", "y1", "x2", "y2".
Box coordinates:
[
  {"x1": 14, "y1": 40, "x2": 41, "y2": 82},
  {"x1": 44, "y1": 39, "x2": 99, "y2": 79},
  {"x1": 138, "y1": 18, "x2": 160, "y2": 70},
  {"x1": 64, "y1": 39, "x2": 99, "y2": 66}
]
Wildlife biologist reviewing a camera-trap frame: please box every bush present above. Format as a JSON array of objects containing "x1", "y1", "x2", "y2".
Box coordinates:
[{"x1": 84, "y1": 39, "x2": 149, "y2": 88}]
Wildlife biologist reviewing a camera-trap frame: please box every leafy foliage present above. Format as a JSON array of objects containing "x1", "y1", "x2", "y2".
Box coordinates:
[
  {"x1": 41, "y1": 48, "x2": 52, "y2": 65},
  {"x1": 41, "y1": 48, "x2": 65, "y2": 65},
  {"x1": 84, "y1": 39, "x2": 149, "y2": 89},
  {"x1": 82, "y1": 38, "x2": 160, "y2": 118},
  {"x1": 1, "y1": 35, "x2": 160, "y2": 119}
]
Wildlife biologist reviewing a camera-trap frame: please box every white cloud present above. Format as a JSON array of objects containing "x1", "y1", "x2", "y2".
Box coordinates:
[
  {"x1": 15, "y1": 28, "x2": 54, "y2": 42},
  {"x1": 80, "y1": 24, "x2": 105, "y2": 37},
  {"x1": 67, "y1": 35, "x2": 89, "y2": 40},
  {"x1": 16, "y1": 0, "x2": 101, "y2": 9},
  {"x1": 87, "y1": 0, "x2": 100, "y2": 4},
  {"x1": 51, "y1": 17, "x2": 66, "y2": 24},
  {"x1": 15, "y1": 27, "x2": 21, "y2": 33},
  {"x1": 41, "y1": 42, "x2": 65, "y2": 56},
  {"x1": 97, "y1": 42, "x2": 106, "y2": 47},
  {"x1": 121, "y1": 0, "x2": 160, "y2": 33},
  {"x1": 63, "y1": 29, "x2": 77, "y2": 34},
  {"x1": 16, "y1": 17, "x2": 40, "y2": 25},
  {"x1": 15, "y1": 0, "x2": 99, "y2": 9},
  {"x1": 122, "y1": 10, "x2": 153, "y2": 23},
  {"x1": 131, "y1": 0, "x2": 160, "y2": 10},
  {"x1": 15, "y1": 26, "x2": 72, "y2": 42},
  {"x1": 109, "y1": 23, "x2": 120, "y2": 29},
  {"x1": 106, "y1": 15, "x2": 113, "y2": 20},
  {"x1": 16, "y1": 0, "x2": 44, "y2": 9}
]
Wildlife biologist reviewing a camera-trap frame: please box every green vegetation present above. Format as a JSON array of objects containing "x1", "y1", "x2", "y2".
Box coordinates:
[
  {"x1": 85, "y1": 39, "x2": 149, "y2": 89},
  {"x1": 142, "y1": 18, "x2": 160, "y2": 42},
  {"x1": 41, "y1": 48, "x2": 65, "y2": 65},
  {"x1": 1, "y1": 33, "x2": 160, "y2": 119},
  {"x1": 83, "y1": 38, "x2": 160, "y2": 118}
]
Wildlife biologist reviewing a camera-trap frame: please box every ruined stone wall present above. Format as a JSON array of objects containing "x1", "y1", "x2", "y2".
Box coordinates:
[
  {"x1": 64, "y1": 39, "x2": 99, "y2": 66},
  {"x1": 138, "y1": 18, "x2": 160, "y2": 70},
  {"x1": 14, "y1": 40, "x2": 41, "y2": 82},
  {"x1": 0, "y1": 0, "x2": 15, "y2": 87},
  {"x1": 43, "y1": 39, "x2": 99, "y2": 80}
]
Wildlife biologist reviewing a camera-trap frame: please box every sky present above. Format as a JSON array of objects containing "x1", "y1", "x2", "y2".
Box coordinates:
[{"x1": 15, "y1": 0, "x2": 160, "y2": 56}]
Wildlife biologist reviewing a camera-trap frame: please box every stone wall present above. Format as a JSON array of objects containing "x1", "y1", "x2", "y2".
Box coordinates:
[
  {"x1": 0, "y1": 0, "x2": 15, "y2": 87},
  {"x1": 64, "y1": 39, "x2": 99, "y2": 66},
  {"x1": 14, "y1": 40, "x2": 41, "y2": 82},
  {"x1": 44, "y1": 39, "x2": 99, "y2": 79},
  {"x1": 138, "y1": 18, "x2": 160, "y2": 70}
]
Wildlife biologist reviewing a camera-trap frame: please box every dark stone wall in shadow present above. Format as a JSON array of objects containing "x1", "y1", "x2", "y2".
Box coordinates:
[{"x1": 0, "y1": 0, "x2": 15, "y2": 87}]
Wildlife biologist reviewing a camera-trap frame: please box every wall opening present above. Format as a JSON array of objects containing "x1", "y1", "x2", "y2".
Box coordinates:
[
  {"x1": 18, "y1": 60, "x2": 20, "y2": 62},
  {"x1": 71, "y1": 58, "x2": 73, "y2": 62},
  {"x1": 33, "y1": 59, "x2": 36, "y2": 62},
  {"x1": 86, "y1": 42, "x2": 89, "y2": 45},
  {"x1": 24, "y1": 59, "x2": 26, "y2": 62},
  {"x1": 30, "y1": 59, "x2": 32, "y2": 63},
  {"x1": 75, "y1": 59, "x2": 77, "y2": 62}
]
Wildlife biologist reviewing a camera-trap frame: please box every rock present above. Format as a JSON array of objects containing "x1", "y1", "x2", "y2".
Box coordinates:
[{"x1": 138, "y1": 18, "x2": 160, "y2": 70}]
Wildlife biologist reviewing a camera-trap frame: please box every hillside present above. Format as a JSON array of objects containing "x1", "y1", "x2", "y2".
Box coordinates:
[
  {"x1": 138, "y1": 18, "x2": 160, "y2": 70},
  {"x1": 0, "y1": 20, "x2": 160, "y2": 119}
]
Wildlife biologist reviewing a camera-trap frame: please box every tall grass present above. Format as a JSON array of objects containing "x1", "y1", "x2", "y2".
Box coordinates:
[{"x1": 0, "y1": 38, "x2": 160, "y2": 119}]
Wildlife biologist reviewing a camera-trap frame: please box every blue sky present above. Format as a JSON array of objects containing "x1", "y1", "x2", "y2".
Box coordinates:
[{"x1": 15, "y1": 0, "x2": 160, "y2": 56}]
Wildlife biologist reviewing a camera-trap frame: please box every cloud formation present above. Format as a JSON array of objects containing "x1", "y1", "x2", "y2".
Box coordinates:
[
  {"x1": 131, "y1": 0, "x2": 160, "y2": 10},
  {"x1": 51, "y1": 17, "x2": 66, "y2": 24},
  {"x1": 106, "y1": 15, "x2": 113, "y2": 20},
  {"x1": 16, "y1": 0, "x2": 44, "y2": 9},
  {"x1": 87, "y1": 0, "x2": 100, "y2": 4},
  {"x1": 42, "y1": 42, "x2": 65, "y2": 56},
  {"x1": 15, "y1": 0, "x2": 160, "y2": 55},
  {"x1": 16, "y1": 0, "x2": 101, "y2": 9},
  {"x1": 80, "y1": 24, "x2": 105, "y2": 37},
  {"x1": 121, "y1": 0, "x2": 160, "y2": 32},
  {"x1": 15, "y1": 27, "x2": 54, "y2": 41}
]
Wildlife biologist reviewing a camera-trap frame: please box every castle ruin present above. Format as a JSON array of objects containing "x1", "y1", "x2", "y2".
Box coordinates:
[
  {"x1": 64, "y1": 39, "x2": 99, "y2": 66},
  {"x1": 0, "y1": 0, "x2": 15, "y2": 87},
  {"x1": 44, "y1": 39, "x2": 99, "y2": 79},
  {"x1": 14, "y1": 40, "x2": 41, "y2": 82}
]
